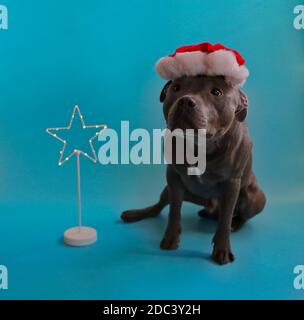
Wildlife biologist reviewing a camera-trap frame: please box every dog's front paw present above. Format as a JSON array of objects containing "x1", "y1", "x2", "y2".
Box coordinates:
[
  {"x1": 212, "y1": 246, "x2": 235, "y2": 265},
  {"x1": 160, "y1": 229, "x2": 180, "y2": 250},
  {"x1": 160, "y1": 236, "x2": 179, "y2": 250}
]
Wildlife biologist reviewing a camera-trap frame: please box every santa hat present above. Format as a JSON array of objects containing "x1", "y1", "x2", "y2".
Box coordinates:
[{"x1": 156, "y1": 42, "x2": 249, "y2": 86}]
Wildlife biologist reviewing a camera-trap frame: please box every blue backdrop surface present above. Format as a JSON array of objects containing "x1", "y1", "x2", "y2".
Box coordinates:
[{"x1": 0, "y1": 0, "x2": 303, "y2": 299}]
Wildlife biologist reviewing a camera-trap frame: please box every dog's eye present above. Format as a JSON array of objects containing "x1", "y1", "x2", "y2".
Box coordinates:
[
  {"x1": 172, "y1": 84, "x2": 181, "y2": 92},
  {"x1": 210, "y1": 88, "x2": 223, "y2": 97}
]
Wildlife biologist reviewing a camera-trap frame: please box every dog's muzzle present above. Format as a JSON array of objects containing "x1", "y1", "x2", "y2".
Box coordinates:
[{"x1": 176, "y1": 96, "x2": 197, "y2": 109}]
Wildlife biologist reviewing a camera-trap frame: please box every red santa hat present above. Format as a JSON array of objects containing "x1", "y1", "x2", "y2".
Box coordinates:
[{"x1": 156, "y1": 42, "x2": 249, "y2": 86}]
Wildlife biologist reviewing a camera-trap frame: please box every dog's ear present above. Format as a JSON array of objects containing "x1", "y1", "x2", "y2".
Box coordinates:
[
  {"x1": 160, "y1": 80, "x2": 172, "y2": 103},
  {"x1": 235, "y1": 90, "x2": 248, "y2": 122}
]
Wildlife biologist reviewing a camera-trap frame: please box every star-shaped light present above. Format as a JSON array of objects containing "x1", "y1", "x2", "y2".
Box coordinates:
[{"x1": 46, "y1": 105, "x2": 107, "y2": 166}]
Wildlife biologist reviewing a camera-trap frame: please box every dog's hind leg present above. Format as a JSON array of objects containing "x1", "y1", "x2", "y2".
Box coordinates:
[
  {"x1": 197, "y1": 198, "x2": 219, "y2": 220},
  {"x1": 121, "y1": 186, "x2": 169, "y2": 223},
  {"x1": 231, "y1": 182, "x2": 266, "y2": 232},
  {"x1": 175, "y1": 190, "x2": 219, "y2": 219}
]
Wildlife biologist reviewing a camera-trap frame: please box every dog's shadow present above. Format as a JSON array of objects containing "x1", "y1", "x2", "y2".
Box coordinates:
[
  {"x1": 137, "y1": 247, "x2": 212, "y2": 262},
  {"x1": 186, "y1": 214, "x2": 217, "y2": 234}
]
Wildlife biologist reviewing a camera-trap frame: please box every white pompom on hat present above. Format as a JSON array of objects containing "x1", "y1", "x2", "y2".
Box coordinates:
[{"x1": 156, "y1": 42, "x2": 249, "y2": 86}]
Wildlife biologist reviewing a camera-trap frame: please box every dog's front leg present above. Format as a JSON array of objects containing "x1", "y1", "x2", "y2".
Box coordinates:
[
  {"x1": 160, "y1": 166, "x2": 184, "y2": 250},
  {"x1": 212, "y1": 178, "x2": 241, "y2": 265}
]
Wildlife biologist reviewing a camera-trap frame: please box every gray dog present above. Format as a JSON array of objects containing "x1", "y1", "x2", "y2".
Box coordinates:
[{"x1": 121, "y1": 75, "x2": 266, "y2": 265}]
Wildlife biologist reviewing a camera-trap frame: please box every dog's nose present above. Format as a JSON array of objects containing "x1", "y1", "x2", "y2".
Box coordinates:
[{"x1": 178, "y1": 96, "x2": 197, "y2": 109}]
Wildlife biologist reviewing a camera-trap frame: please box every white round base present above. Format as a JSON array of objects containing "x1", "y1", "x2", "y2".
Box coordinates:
[{"x1": 64, "y1": 226, "x2": 97, "y2": 247}]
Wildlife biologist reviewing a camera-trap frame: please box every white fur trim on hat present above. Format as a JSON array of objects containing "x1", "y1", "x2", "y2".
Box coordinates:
[{"x1": 156, "y1": 49, "x2": 249, "y2": 86}]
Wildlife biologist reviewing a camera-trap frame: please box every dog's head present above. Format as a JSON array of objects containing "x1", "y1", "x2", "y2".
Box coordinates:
[{"x1": 160, "y1": 75, "x2": 248, "y2": 140}]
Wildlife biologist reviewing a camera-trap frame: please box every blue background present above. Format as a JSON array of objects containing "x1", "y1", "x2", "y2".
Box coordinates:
[{"x1": 0, "y1": 0, "x2": 303, "y2": 299}]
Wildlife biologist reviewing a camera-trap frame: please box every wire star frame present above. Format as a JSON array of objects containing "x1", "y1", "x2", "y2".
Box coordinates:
[
  {"x1": 46, "y1": 105, "x2": 107, "y2": 246},
  {"x1": 46, "y1": 105, "x2": 107, "y2": 166}
]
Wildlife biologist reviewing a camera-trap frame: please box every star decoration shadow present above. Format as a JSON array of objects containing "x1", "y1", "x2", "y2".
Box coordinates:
[{"x1": 46, "y1": 105, "x2": 107, "y2": 166}]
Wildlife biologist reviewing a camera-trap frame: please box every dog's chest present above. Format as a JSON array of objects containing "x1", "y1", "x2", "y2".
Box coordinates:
[{"x1": 180, "y1": 169, "x2": 228, "y2": 198}]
